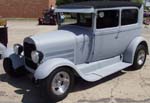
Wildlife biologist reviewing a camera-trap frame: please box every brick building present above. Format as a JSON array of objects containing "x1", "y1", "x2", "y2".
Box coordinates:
[{"x1": 0, "y1": 0, "x2": 56, "y2": 18}]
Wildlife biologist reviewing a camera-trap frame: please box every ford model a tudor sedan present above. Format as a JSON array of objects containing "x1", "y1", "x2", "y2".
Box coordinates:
[{"x1": 3, "y1": 1, "x2": 149, "y2": 102}]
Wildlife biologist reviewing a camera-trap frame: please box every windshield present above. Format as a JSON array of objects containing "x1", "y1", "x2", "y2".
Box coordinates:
[{"x1": 58, "y1": 13, "x2": 92, "y2": 28}]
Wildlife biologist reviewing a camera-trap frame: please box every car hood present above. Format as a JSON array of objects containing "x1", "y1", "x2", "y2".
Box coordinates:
[
  {"x1": 24, "y1": 30, "x2": 76, "y2": 62},
  {"x1": 24, "y1": 25, "x2": 91, "y2": 62}
]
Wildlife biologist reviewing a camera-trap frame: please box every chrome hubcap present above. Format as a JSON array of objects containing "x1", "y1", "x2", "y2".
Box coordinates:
[
  {"x1": 137, "y1": 50, "x2": 146, "y2": 65},
  {"x1": 52, "y1": 71, "x2": 70, "y2": 95}
]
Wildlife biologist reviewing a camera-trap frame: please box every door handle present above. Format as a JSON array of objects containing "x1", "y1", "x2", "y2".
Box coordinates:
[{"x1": 115, "y1": 31, "x2": 120, "y2": 39}]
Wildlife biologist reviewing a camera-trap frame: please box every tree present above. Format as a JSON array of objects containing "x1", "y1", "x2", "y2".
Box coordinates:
[
  {"x1": 131, "y1": 0, "x2": 144, "y2": 4},
  {"x1": 56, "y1": 0, "x2": 74, "y2": 5}
]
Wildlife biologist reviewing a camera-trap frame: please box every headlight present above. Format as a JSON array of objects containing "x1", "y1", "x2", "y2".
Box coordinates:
[
  {"x1": 13, "y1": 44, "x2": 23, "y2": 55},
  {"x1": 31, "y1": 51, "x2": 43, "y2": 63}
]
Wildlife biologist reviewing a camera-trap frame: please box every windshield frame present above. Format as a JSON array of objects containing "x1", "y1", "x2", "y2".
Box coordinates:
[{"x1": 56, "y1": 12, "x2": 95, "y2": 30}]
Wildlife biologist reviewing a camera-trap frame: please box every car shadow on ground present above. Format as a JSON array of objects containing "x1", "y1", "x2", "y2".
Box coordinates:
[{"x1": 0, "y1": 70, "x2": 126, "y2": 103}]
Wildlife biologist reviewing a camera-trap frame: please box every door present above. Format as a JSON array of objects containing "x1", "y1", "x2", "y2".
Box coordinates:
[
  {"x1": 117, "y1": 8, "x2": 140, "y2": 54},
  {"x1": 92, "y1": 10, "x2": 121, "y2": 62}
]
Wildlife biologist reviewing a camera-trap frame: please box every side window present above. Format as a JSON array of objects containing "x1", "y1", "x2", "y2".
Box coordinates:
[
  {"x1": 121, "y1": 9, "x2": 138, "y2": 25},
  {"x1": 96, "y1": 10, "x2": 119, "y2": 29}
]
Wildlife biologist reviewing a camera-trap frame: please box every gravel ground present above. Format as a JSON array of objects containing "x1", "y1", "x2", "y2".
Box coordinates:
[{"x1": 0, "y1": 20, "x2": 150, "y2": 103}]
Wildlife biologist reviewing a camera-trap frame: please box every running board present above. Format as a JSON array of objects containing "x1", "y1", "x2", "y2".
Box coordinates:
[
  {"x1": 92, "y1": 62, "x2": 131, "y2": 78},
  {"x1": 77, "y1": 62, "x2": 132, "y2": 82}
]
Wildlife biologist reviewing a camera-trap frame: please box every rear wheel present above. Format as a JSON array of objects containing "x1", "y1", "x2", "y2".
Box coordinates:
[
  {"x1": 41, "y1": 67, "x2": 74, "y2": 102},
  {"x1": 3, "y1": 58, "x2": 27, "y2": 78},
  {"x1": 131, "y1": 44, "x2": 147, "y2": 70}
]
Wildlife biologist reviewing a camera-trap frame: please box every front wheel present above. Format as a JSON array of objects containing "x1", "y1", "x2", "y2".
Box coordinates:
[
  {"x1": 131, "y1": 44, "x2": 147, "y2": 70},
  {"x1": 41, "y1": 68, "x2": 74, "y2": 102}
]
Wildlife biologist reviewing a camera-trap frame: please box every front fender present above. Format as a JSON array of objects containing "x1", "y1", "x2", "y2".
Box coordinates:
[
  {"x1": 123, "y1": 36, "x2": 148, "y2": 63},
  {"x1": 3, "y1": 48, "x2": 14, "y2": 58},
  {"x1": 0, "y1": 43, "x2": 6, "y2": 58},
  {"x1": 34, "y1": 58, "x2": 77, "y2": 80}
]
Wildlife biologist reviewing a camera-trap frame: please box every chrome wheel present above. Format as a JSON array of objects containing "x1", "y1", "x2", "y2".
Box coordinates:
[
  {"x1": 52, "y1": 71, "x2": 70, "y2": 96},
  {"x1": 137, "y1": 49, "x2": 146, "y2": 66}
]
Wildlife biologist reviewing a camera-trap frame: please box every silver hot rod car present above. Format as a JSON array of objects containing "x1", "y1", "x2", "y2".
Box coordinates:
[{"x1": 3, "y1": 1, "x2": 149, "y2": 102}]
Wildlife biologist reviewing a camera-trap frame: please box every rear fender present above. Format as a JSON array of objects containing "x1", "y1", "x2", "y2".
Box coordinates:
[{"x1": 123, "y1": 36, "x2": 149, "y2": 63}]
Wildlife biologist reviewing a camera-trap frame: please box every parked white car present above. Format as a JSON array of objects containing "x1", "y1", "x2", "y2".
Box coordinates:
[
  {"x1": 0, "y1": 17, "x2": 7, "y2": 59},
  {"x1": 3, "y1": 1, "x2": 149, "y2": 102}
]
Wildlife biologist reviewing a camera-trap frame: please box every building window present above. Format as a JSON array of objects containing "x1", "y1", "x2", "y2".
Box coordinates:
[
  {"x1": 96, "y1": 10, "x2": 119, "y2": 29},
  {"x1": 121, "y1": 9, "x2": 138, "y2": 25}
]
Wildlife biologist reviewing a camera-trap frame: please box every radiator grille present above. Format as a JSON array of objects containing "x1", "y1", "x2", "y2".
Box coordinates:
[{"x1": 24, "y1": 42, "x2": 37, "y2": 70}]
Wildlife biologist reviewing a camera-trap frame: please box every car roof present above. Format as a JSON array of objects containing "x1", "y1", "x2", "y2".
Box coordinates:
[{"x1": 57, "y1": 1, "x2": 142, "y2": 9}]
